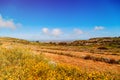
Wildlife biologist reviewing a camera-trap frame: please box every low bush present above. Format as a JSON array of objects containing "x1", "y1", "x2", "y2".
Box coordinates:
[
  {"x1": 83, "y1": 55, "x2": 120, "y2": 64},
  {"x1": 97, "y1": 46, "x2": 108, "y2": 50},
  {"x1": 97, "y1": 47, "x2": 108, "y2": 50}
]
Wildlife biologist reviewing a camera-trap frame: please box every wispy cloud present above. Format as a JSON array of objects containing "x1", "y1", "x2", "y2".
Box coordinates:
[
  {"x1": 74, "y1": 28, "x2": 83, "y2": 35},
  {"x1": 94, "y1": 26, "x2": 104, "y2": 30},
  {"x1": 42, "y1": 28, "x2": 49, "y2": 34},
  {"x1": 52, "y1": 28, "x2": 62, "y2": 36},
  {"x1": 42, "y1": 28, "x2": 62, "y2": 37},
  {"x1": 0, "y1": 14, "x2": 21, "y2": 29}
]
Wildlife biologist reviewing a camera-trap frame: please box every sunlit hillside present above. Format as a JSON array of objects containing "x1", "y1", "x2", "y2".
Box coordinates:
[{"x1": 0, "y1": 37, "x2": 120, "y2": 80}]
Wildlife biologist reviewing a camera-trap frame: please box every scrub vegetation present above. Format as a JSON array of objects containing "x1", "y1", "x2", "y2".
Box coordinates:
[{"x1": 0, "y1": 37, "x2": 120, "y2": 80}]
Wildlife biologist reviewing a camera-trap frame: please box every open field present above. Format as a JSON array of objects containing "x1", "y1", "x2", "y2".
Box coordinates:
[{"x1": 0, "y1": 37, "x2": 120, "y2": 79}]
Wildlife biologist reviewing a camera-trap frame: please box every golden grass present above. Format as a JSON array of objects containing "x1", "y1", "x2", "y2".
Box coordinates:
[
  {"x1": 0, "y1": 38, "x2": 120, "y2": 80},
  {"x1": 0, "y1": 45, "x2": 118, "y2": 80}
]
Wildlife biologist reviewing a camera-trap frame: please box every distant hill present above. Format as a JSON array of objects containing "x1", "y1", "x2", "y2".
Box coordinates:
[
  {"x1": 0, "y1": 37, "x2": 120, "y2": 47},
  {"x1": 0, "y1": 37, "x2": 30, "y2": 44},
  {"x1": 47, "y1": 37, "x2": 120, "y2": 47},
  {"x1": 70, "y1": 37, "x2": 120, "y2": 47}
]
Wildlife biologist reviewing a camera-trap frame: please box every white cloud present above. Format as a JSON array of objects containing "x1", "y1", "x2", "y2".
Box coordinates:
[
  {"x1": 0, "y1": 14, "x2": 21, "y2": 29},
  {"x1": 94, "y1": 26, "x2": 104, "y2": 30},
  {"x1": 52, "y1": 28, "x2": 62, "y2": 36},
  {"x1": 42, "y1": 28, "x2": 62, "y2": 37},
  {"x1": 74, "y1": 28, "x2": 83, "y2": 35},
  {"x1": 42, "y1": 28, "x2": 49, "y2": 34}
]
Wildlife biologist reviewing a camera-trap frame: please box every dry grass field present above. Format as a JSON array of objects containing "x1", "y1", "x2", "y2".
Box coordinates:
[{"x1": 0, "y1": 37, "x2": 120, "y2": 80}]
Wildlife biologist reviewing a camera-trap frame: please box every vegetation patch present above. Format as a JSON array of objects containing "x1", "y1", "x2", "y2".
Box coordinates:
[
  {"x1": 97, "y1": 46, "x2": 108, "y2": 50},
  {"x1": 83, "y1": 55, "x2": 120, "y2": 64},
  {"x1": 0, "y1": 47, "x2": 116, "y2": 80}
]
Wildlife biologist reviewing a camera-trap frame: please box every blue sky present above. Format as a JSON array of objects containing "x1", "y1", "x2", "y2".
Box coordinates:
[{"x1": 0, "y1": 0, "x2": 120, "y2": 41}]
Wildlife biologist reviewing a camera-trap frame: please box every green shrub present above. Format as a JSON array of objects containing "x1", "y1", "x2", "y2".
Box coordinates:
[{"x1": 97, "y1": 46, "x2": 108, "y2": 50}]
